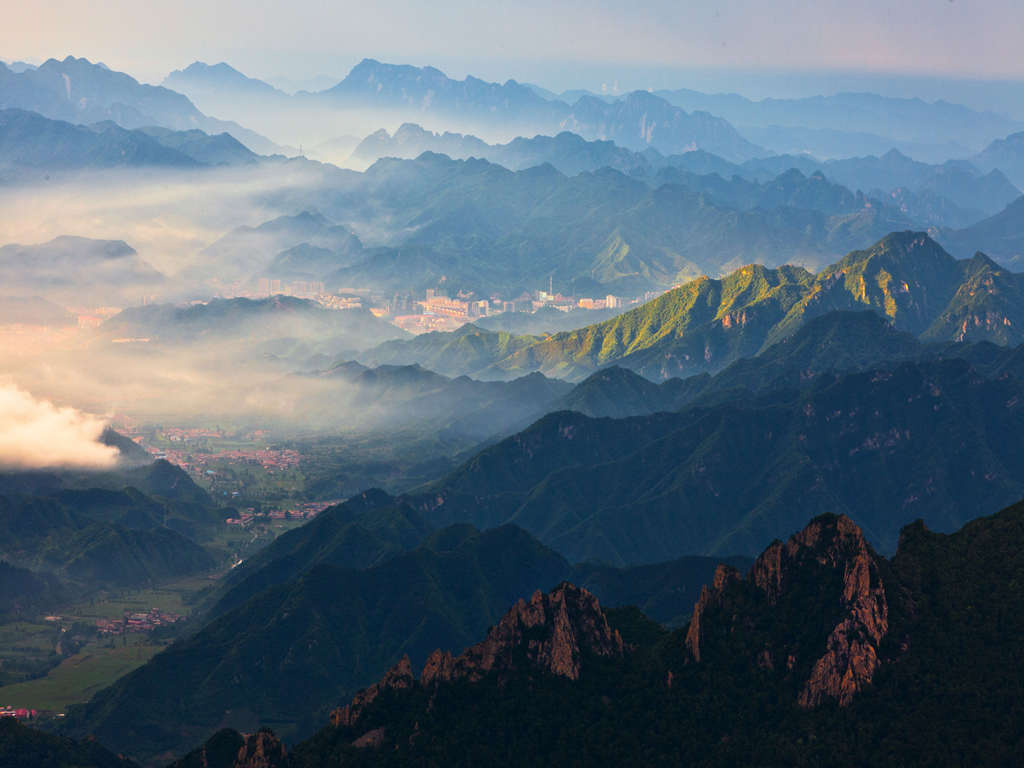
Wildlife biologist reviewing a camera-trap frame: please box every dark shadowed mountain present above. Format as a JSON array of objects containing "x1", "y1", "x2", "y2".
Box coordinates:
[
  {"x1": 0, "y1": 488, "x2": 216, "y2": 589},
  {"x1": 0, "y1": 718, "x2": 137, "y2": 768},
  {"x1": 61, "y1": 523, "x2": 570, "y2": 759},
  {"x1": 413, "y1": 355, "x2": 1024, "y2": 563},
  {"x1": 0, "y1": 560, "x2": 66, "y2": 621},
  {"x1": 0, "y1": 452, "x2": 224, "y2": 593},
  {"x1": 556, "y1": 366, "x2": 706, "y2": 419},
  {"x1": 63, "y1": 504, "x2": 744, "y2": 764},
  {"x1": 283, "y1": 504, "x2": 1024, "y2": 766}
]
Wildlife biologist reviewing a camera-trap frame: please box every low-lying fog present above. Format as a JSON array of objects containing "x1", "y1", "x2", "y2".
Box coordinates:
[
  {"x1": 0, "y1": 164, "x2": 343, "y2": 281},
  {"x1": 0, "y1": 164, "x2": 407, "y2": 454}
]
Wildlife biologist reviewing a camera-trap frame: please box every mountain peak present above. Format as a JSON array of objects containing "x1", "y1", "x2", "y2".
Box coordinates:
[
  {"x1": 834, "y1": 230, "x2": 945, "y2": 265},
  {"x1": 433, "y1": 582, "x2": 624, "y2": 682},
  {"x1": 685, "y1": 513, "x2": 888, "y2": 708},
  {"x1": 330, "y1": 582, "x2": 622, "y2": 734}
]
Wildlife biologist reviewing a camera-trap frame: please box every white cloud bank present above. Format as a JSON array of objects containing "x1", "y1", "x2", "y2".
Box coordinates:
[{"x1": 0, "y1": 383, "x2": 119, "y2": 469}]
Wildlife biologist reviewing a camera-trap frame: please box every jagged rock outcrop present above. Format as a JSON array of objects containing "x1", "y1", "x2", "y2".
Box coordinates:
[
  {"x1": 685, "y1": 564, "x2": 741, "y2": 662},
  {"x1": 233, "y1": 728, "x2": 287, "y2": 768},
  {"x1": 685, "y1": 514, "x2": 889, "y2": 708},
  {"x1": 330, "y1": 655, "x2": 415, "y2": 728},
  {"x1": 429, "y1": 582, "x2": 624, "y2": 684},
  {"x1": 332, "y1": 583, "x2": 622, "y2": 736},
  {"x1": 167, "y1": 727, "x2": 286, "y2": 768}
]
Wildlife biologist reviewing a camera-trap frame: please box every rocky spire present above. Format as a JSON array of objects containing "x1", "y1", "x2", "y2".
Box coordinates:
[
  {"x1": 332, "y1": 583, "x2": 622, "y2": 734},
  {"x1": 685, "y1": 514, "x2": 889, "y2": 708},
  {"x1": 233, "y1": 729, "x2": 287, "y2": 768},
  {"x1": 330, "y1": 655, "x2": 415, "y2": 728},
  {"x1": 426, "y1": 582, "x2": 623, "y2": 684}
]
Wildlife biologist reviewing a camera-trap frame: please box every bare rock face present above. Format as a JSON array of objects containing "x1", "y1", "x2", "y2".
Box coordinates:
[
  {"x1": 797, "y1": 517, "x2": 889, "y2": 707},
  {"x1": 334, "y1": 583, "x2": 622, "y2": 736},
  {"x1": 685, "y1": 514, "x2": 889, "y2": 708},
  {"x1": 685, "y1": 564, "x2": 740, "y2": 662},
  {"x1": 330, "y1": 654, "x2": 414, "y2": 729},
  {"x1": 233, "y1": 729, "x2": 287, "y2": 768},
  {"x1": 436, "y1": 582, "x2": 624, "y2": 684},
  {"x1": 420, "y1": 649, "x2": 456, "y2": 686}
]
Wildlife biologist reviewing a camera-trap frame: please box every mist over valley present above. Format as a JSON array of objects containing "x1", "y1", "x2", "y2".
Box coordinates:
[{"x1": 3, "y1": 7, "x2": 1024, "y2": 764}]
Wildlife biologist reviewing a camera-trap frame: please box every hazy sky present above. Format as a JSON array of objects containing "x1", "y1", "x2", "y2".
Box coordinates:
[{"x1": 3, "y1": 0, "x2": 1021, "y2": 93}]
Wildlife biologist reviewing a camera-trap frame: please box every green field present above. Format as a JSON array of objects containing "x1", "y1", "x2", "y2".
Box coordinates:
[
  {"x1": 0, "y1": 574, "x2": 216, "y2": 711},
  {"x1": 59, "y1": 575, "x2": 216, "y2": 622},
  {"x1": 0, "y1": 637, "x2": 161, "y2": 711}
]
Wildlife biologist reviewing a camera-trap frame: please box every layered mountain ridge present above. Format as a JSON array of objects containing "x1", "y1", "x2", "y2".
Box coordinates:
[
  {"x1": 361, "y1": 232, "x2": 1024, "y2": 382},
  {"x1": 198, "y1": 503, "x2": 1024, "y2": 766}
]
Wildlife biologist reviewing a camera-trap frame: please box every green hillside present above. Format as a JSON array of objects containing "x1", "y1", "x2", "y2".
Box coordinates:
[
  {"x1": 361, "y1": 233, "x2": 1024, "y2": 382},
  {"x1": 63, "y1": 524, "x2": 573, "y2": 761}
]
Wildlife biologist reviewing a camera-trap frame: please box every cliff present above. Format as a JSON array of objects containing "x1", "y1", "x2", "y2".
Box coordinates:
[
  {"x1": 331, "y1": 582, "x2": 622, "y2": 733},
  {"x1": 166, "y1": 728, "x2": 285, "y2": 768},
  {"x1": 686, "y1": 513, "x2": 888, "y2": 707}
]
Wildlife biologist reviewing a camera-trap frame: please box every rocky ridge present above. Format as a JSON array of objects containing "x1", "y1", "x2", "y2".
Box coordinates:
[
  {"x1": 685, "y1": 513, "x2": 889, "y2": 707},
  {"x1": 166, "y1": 727, "x2": 286, "y2": 768},
  {"x1": 331, "y1": 582, "x2": 622, "y2": 733}
]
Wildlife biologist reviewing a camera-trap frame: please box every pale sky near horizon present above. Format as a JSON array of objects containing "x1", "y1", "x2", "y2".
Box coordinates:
[{"x1": 2, "y1": 0, "x2": 1020, "y2": 93}]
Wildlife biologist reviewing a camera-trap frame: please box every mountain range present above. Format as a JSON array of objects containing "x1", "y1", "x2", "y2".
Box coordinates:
[
  {"x1": 277, "y1": 503, "x2": 1024, "y2": 766},
  {"x1": 652, "y1": 89, "x2": 1024, "y2": 160},
  {"x1": 284, "y1": 152, "x2": 920, "y2": 296},
  {"x1": 972, "y1": 130, "x2": 1024, "y2": 186},
  {"x1": 308, "y1": 362, "x2": 573, "y2": 442},
  {"x1": 0, "y1": 109, "x2": 258, "y2": 181},
  {"x1": 358, "y1": 232, "x2": 1024, "y2": 382},
  {"x1": 165, "y1": 58, "x2": 765, "y2": 162},
  {"x1": 0, "y1": 455, "x2": 222, "y2": 591},
  {"x1": 0, "y1": 236, "x2": 165, "y2": 306},
  {"x1": 411, "y1": 353, "x2": 1024, "y2": 563},
  {"x1": 192, "y1": 211, "x2": 364, "y2": 288},
  {"x1": 49, "y1": 499, "x2": 1024, "y2": 766},
  {"x1": 0, "y1": 56, "x2": 282, "y2": 155},
  {"x1": 63, "y1": 492, "x2": 747, "y2": 763},
  {"x1": 938, "y1": 195, "x2": 1024, "y2": 267},
  {"x1": 345, "y1": 125, "x2": 1021, "y2": 229},
  {"x1": 161, "y1": 58, "x2": 1024, "y2": 168},
  {"x1": 101, "y1": 295, "x2": 405, "y2": 353}
]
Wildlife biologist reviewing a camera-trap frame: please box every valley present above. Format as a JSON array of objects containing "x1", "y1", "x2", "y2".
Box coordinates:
[{"x1": 3, "y1": 14, "x2": 1024, "y2": 765}]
